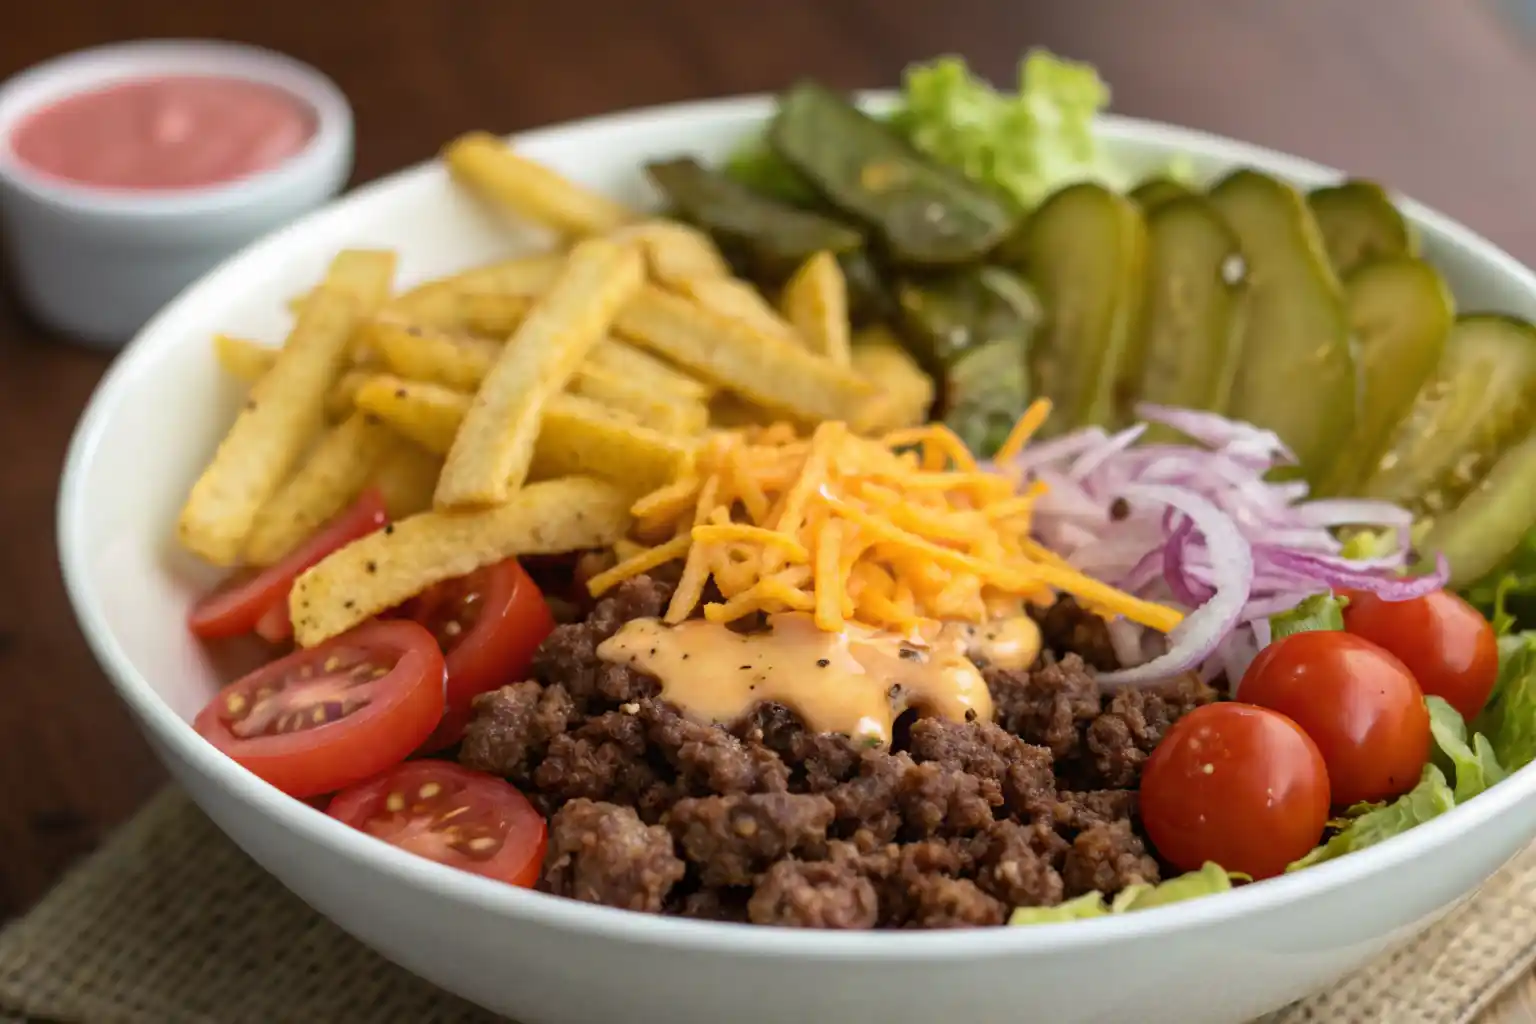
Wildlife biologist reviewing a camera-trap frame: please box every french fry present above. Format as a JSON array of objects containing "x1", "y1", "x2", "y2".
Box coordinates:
[
  {"x1": 708, "y1": 393, "x2": 776, "y2": 430},
  {"x1": 243, "y1": 412, "x2": 399, "y2": 565},
  {"x1": 177, "y1": 250, "x2": 396, "y2": 565},
  {"x1": 383, "y1": 255, "x2": 559, "y2": 331},
  {"x1": 455, "y1": 292, "x2": 538, "y2": 338},
  {"x1": 569, "y1": 364, "x2": 709, "y2": 435},
  {"x1": 443, "y1": 131, "x2": 636, "y2": 237},
  {"x1": 613, "y1": 285, "x2": 874, "y2": 424},
  {"x1": 290, "y1": 476, "x2": 632, "y2": 646},
  {"x1": 369, "y1": 441, "x2": 444, "y2": 519},
  {"x1": 356, "y1": 371, "x2": 694, "y2": 492},
  {"x1": 530, "y1": 394, "x2": 697, "y2": 493},
  {"x1": 214, "y1": 334, "x2": 278, "y2": 383},
  {"x1": 366, "y1": 318, "x2": 500, "y2": 391},
  {"x1": 435, "y1": 238, "x2": 645, "y2": 508},
  {"x1": 587, "y1": 338, "x2": 714, "y2": 401},
  {"x1": 613, "y1": 220, "x2": 731, "y2": 288},
  {"x1": 326, "y1": 369, "x2": 374, "y2": 419},
  {"x1": 850, "y1": 330, "x2": 936, "y2": 433},
  {"x1": 782, "y1": 251, "x2": 851, "y2": 365},
  {"x1": 677, "y1": 276, "x2": 800, "y2": 343},
  {"x1": 354, "y1": 375, "x2": 470, "y2": 455}
]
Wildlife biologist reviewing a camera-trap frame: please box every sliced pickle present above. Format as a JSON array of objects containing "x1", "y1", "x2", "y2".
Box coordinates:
[
  {"x1": 1131, "y1": 177, "x2": 1195, "y2": 212},
  {"x1": 1209, "y1": 169, "x2": 1355, "y2": 484},
  {"x1": 1362, "y1": 315, "x2": 1536, "y2": 518},
  {"x1": 1319, "y1": 257, "x2": 1454, "y2": 495},
  {"x1": 1135, "y1": 195, "x2": 1248, "y2": 440},
  {"x1": 1421, "y1": 427, "x2": 1536, "y2": 588},
  {"x1": 1308, "y1": 180, "x2": 1417, "y2": 278},
  {"x1": 1009, "y1": 182, "x2": 1147, "y2": 432}
]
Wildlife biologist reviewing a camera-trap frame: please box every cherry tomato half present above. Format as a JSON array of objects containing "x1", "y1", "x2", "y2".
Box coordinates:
[
  {"x1": 1340, "y1": 588, "x2": 1499, "y2": 721},
  {"x1": 328, "y1": 762, "x2": 547, "y2": 887},
  {"x1": 188, "y1": 489, "x2": 388, "y2": 641},
  {"x1": 1140, "y1": 703, "x2": 1330, "y2": 879},
  {"x1": 1239, "y1": 631, "x2": 1430, "y2": 807},
  {"x1": 194, "y1": 619, "x2": 446, "y2": 797},
  {"x1": 404, "y1": 558, "x2": 555, "y2": 752}
]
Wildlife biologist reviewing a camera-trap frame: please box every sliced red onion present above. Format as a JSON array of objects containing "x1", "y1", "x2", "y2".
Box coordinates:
[
  {"x1": 1136, "y1": 403, "x2": 1296, "y2": 467},
  {"x1": 1266, "y1": 550, "x2": 1450, "y2": 600},
  {"x1": 1097, "y1": 485, "x2": 1254, "y2": 687}
]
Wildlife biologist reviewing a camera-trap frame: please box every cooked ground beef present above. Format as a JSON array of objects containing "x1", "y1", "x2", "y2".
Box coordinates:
[{"x1": 458, "y1": 573, "x2": 1216, "y2": 929}]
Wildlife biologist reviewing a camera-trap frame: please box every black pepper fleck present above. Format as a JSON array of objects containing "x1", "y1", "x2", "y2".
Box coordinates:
[
  {"x1": 816, "y1": 658, "x2": 830, "y2": 668},
  {"x1": 739, "y1": 664, "x2": 751, "y2": 671},
  {"x1": 965, "y1": 709, "x2": 977, "y2": 722},
  {"x1": 1109, "y1": 497, "x2": 1131, "y2": 521},
  {"x1": 898, "y1": 647, "x2": 921, "y2": 661},
  {"x1": 245, "y1": 399, "x2": 258, "y2": 411},
  {"x1": 649, "y1": 647, "x2": 657, "y2": 656},
  {"x1": 365, "y1": 561, "x2": 377, "y2": 574},
  {"x1": 384, "y1": 524, "x2": 395, "y2": 536},
  {"x1": 343, "y1": 600, "x2": 355, "y2": 609}
]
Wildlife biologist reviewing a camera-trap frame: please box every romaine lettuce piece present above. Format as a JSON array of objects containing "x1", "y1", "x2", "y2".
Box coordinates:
[
  {"x1": 1288, "y1": 764, "x2": 1455, "y2": 871},
  {"x1": 1426, "y1": 695, "x2": 1506, "y2": 802}
]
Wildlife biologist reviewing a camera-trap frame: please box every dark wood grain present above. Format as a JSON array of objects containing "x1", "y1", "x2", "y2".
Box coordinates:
[{"x1": 2, "y1": 1, "x2": 1535, "y2": 995}]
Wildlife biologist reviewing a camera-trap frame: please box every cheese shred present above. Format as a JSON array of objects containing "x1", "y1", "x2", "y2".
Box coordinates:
[{"x1": 591, "y1": 399, "x2": 1183, "y2": 635}]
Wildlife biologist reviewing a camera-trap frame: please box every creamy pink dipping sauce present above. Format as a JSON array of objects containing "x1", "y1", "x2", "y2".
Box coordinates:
[{"x1": 9, "y1": 75, "x2": 316, "y2": 191}]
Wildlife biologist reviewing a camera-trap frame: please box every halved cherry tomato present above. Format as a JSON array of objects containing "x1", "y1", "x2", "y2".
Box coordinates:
[
  {"x1": 1340, "y1": 588, "x2": 1500, "y2": 721},
  {"x1": 328, "y1": 761, "x2": 547, "y2": 887},
  {"x1": 1239, "y1": 630, "x2": 1430, "y2": 806},
  {"x1": 405, "y1": 558, "x2": 555, "y2": 752},
  {"x1": 188, "y1": 489, "x2": 388, "y2": 641},
  {"x1": 1140, "y1": 703, "x2": 1330, "y2": 879},
  {"x1": 194, "y1": 619, "x2": 445, "y2": 797}
]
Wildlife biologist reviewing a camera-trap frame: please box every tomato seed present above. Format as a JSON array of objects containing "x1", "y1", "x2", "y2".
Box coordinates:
[
  {"x1": 385, "y1": 792, "x2": 405, "y2": 813},
  {"x1": 419, "y1": 782, "x2": 442, "y2": 799}
]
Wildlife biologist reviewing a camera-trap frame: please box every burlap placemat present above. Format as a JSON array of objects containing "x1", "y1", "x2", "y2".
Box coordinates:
[{"x1": 2, "y1": 790, "x2": 1535, "y2": 1024}]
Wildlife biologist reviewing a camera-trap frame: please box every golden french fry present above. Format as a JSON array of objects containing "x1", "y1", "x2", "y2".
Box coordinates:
[
  {"x1": 850, "y1": 332, "x2": 936, "y2": 433},
  {"x1": 369, "y1": 441, "x2": 444, "y2": 519},
  {"x1": 435, "y1": 238, "x2": 645, "y2": 508},
  {"x1": 613, "y1": 220, "x2": 731, "y2": 288},
  {"x1": 613, "y1": 285, "x2": 874, "y2": 424},
  {"x1": 782, "y1": 251, "x2": 851, "y2": 365},
  {"x1": 384, "y1": 254, "x2": 560, "y2": 330},
  {"x1": 354, "y1": 375, "x2": 470, "y2": 455},
  {"x1": 326, "y1": 368, "x2": 374, "y2": 420},
  {"x1": 243, "y1": 412, "x2": 399, "y2": 566},
  {"x1": 531, "y1": 394, "x2": 697, "y2": 493},
  {"x1": 708, "y1": 393, "x2": 776, "y2": 430},
  {"x1": 366, "y1": 319, "x2": 500, "y2": 390},
  {"x1": 587, "y1": 338, "x2": 714, "y2": 400},
  {"x1": 443, "y1": 131, "x2": 636, "y2": 237},
  {"x1": 177, "y1": 250, "x2": 397, "y2": 565},
  {"x1": 569, "y1": 364, "x2": 709, "y2": 435},
  {"x1": 214, "y1": 334, "x2": 278, "y2": 383},
  {"x1": 678, "y1": 276, "x2": 800, "y2": 343},
  {"x1": 290, "y1": 476, "x2": 632, "y2": 645}
]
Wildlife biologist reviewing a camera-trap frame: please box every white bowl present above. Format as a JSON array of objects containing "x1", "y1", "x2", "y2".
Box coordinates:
[
  {"x1": 0, "y1": 39, "x2": 353, "y2": 348},
  {"x1": 57, "y1": 95, "x2": 1536, "y2": 1024}
]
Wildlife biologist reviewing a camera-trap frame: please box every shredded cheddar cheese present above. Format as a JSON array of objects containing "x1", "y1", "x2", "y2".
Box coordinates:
[{"x1": 589, "y1": 398, "x2": 1184, "y2": 635}]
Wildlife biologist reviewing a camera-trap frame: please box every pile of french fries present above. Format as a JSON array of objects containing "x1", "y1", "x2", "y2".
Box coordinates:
[{"x1": 177, "y1": 130, "x2": 935, "y2": 649}]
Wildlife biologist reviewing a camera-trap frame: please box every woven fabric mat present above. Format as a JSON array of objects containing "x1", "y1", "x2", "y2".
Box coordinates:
[{"x1": 2, "y1": 790, "x2": 1536, "y2": 1024}]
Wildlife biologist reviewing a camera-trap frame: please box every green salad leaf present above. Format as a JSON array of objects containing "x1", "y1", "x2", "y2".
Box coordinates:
[
  {"x1": 1269, "y1": 592, "x2": 1346, "y2": 641},
  {"x1": 889, "y1": 50, "x2": 1120, "y2": 210},
  {"x1": 1008, "y1": 862, "x2": 1232, "y2": 925},
  {"x1": 1464, "y1": 527, "x2": 1536, "y2": 635},
  {"x1": 1474, "y1": 631, "x2": 1536, "y2": 771},
  {"x1": 1287, "y1": 765, "x2": 1455, "y2": 872},
  {"x1": 1426, "y1": 695, "x2": 1506, "y2": 802}
]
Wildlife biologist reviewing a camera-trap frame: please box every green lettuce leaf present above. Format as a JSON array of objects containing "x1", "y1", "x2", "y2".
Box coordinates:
[
  {"x1": 1269, "y1": 593, "x2": 1346, "y2": 641},
  {"x1": 1474, "y1": 631, "x2": 1536, "y2": 771},
  {"x1": 1287, "y1": 765, "x2": 1455, "y2": 871},
  {"x1": 1008, "y1": 862, "x2": 1232, "y2": 925},
  {"x1": 1426, "y1": 695, "x2": 1506, "y2": 802},
  {"x1": 1462, "y1": 525, "x2": 1536, "y2": 635},
  {"x1": 887, "y1": 50, "x2": 1124, "y2": 209}
]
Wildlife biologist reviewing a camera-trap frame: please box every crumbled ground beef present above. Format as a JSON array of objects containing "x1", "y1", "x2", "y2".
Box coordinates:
[{"x1": 459, "y1": 573, "x2": 1211, "y2": 930}]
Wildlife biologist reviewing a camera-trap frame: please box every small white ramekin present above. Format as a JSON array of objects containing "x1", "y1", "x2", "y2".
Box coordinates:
[{"x1": 0, "y1": 39, "x2": 353, "y2": 348}]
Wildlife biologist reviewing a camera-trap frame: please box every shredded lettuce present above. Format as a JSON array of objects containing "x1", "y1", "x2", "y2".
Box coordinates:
[
  {"x1": 1287, "y1": 765, "x2": 1455, "y2": 871},
  {"x1": 1474, "y1": 630, "x2": 1536, "y2": 771},
  {"x1": 1008, "y1": 862, "x2": 1232, "y2": 925},
  {"x1": 1426, "y1": 696, "x2": 1506, "y2": 802},
  {"x1": 889, "y1": 50, "x2": 1121, "y2": 209},
  {"x1": 1269, "y1": 592, "x2": 1347, "y2": 641}
]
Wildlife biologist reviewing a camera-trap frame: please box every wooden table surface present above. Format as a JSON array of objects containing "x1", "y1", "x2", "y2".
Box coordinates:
[{"x1": 4, "y1": 0, "x2": 1536, "y2": 1018}]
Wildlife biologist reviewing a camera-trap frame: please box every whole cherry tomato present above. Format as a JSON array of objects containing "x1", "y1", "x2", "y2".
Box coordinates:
[
  {"x1": 1239, "y1": 630, "x2": 1430, "y2": 806},
  {"x1": 1340, "y1": 588, "x2": 1499, "y2": 721},
  {"x1": 1140, "y1": 702, "x2": 1330, "y2": 879}
]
